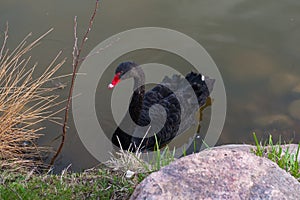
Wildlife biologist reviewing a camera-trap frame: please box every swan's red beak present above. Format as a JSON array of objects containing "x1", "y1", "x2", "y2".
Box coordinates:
[{"x1": 108, "y1": 73, "x2": 121, "y2": 89}]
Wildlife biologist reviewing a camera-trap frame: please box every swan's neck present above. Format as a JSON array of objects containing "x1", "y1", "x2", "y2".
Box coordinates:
[
  {"x1": 133, "y1": 66, "x2": 145, "y2": 90},
  {"x1": 129, "y1": 67, "x2": 145, "y2": 124}
]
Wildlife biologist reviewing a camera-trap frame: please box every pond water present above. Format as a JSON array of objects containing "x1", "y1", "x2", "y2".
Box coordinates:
[{"x1": 1, "y1": 0, "x2": 300, "y2": 171}]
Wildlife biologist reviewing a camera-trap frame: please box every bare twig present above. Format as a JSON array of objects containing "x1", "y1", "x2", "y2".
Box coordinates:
[
  {"x1": 72, "y1": 16, "x2": 79, "y2": 70},
  {"x1": 50, "y1": 0, "x2": 100, "y2": 166}
]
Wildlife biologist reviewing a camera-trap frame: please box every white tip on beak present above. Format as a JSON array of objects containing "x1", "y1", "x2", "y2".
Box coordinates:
[
  {"x1": 201, "y1": 75, "x2": 205, "y2": 81},
  {"x1": 108, "y1": 83, "x2": 114, "y2": 89}
]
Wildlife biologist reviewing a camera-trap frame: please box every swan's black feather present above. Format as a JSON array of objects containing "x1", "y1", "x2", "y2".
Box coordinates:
[{"x1": 111, "y1": 62, "x2": 214, "y2": 151}]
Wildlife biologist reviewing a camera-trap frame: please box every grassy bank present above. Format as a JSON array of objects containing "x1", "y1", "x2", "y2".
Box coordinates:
[
  {"x1": 0, "y1": 147, "x2": 174, "y2": 200},
  {"x1": 1, "y1": 135, "x2": 300, "y2": 200},
  {"x1": 0, "y1": 167, "x2": 139, "y2": 200}
]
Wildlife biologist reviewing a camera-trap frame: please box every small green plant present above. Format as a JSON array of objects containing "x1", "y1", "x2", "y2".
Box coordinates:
[
  {"x1": 252, "y1": 132, "x2": 300, "y2": 181},
  {"x1": 150, "y1": 134, "x2": 176, "y2": 171}
]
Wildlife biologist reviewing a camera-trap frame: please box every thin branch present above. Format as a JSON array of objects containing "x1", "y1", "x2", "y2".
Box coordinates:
[
  {"x1": 50, "y1": 0, "x2": 100, "y2": 166},
  {"x1": 72, "y1": 16, "x2": 79, "y2": 70}
]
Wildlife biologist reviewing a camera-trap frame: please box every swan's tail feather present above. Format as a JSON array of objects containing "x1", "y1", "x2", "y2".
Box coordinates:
[{"x1": 185, "y1": 72, "x2": 215, "y2": 107}]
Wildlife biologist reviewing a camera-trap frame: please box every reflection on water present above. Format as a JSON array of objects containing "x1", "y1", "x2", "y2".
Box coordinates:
[{"x1": 1, "y1": 0, "x2": 300, "y2": 171}]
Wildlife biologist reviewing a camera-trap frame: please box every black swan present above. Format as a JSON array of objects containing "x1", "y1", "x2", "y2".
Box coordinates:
[{"x1": 108, "y1": 61, "x2": 214, "y2": 151}]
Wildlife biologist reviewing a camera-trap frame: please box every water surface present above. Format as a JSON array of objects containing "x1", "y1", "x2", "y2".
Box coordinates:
[{"x1": 1, "y1": 0, "x2": 300, "y2": 171}]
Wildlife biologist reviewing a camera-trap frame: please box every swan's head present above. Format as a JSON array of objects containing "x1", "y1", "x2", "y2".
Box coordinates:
[{"x1": 108, "y1": 61, "x2": 139, "y2": 89}]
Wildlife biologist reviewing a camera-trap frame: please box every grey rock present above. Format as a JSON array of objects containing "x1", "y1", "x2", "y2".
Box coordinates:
[{"x1": 130, "y1": 144, "x2": 300, "y2": 200}]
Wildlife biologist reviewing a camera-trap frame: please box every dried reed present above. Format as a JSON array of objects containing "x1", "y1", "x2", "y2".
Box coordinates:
[{"x1": 0, "y1": 25, "x2": 65, "y2": 172}]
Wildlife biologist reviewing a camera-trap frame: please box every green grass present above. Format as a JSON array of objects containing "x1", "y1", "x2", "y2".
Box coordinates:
[
  {"x1": 0, "y1": 167, "x2": 139, "y2": 200},
  {"x1": 0, "y1": 142, "x2": 178, "y2": 200},
  {"x1": 3, "y1": 133, "x2": 299, "y2": 199},
  {"x1": 252, "y1": 132, "x2": 300, "y2": 181},
  {"x1": 150, "y1": 134, "x2": 176, "y2": 171}
]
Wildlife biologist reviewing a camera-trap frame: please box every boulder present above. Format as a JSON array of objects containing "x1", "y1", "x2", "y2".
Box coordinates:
[{"x1": 130, "y1": 144, "x2": 300, "y2": 200}]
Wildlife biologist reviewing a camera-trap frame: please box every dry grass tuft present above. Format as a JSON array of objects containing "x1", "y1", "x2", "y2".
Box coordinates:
[
  {"x1": 0, "y1": 25, "x2": 65, "y2": 172},
  {"x1": 105, "y1": 134, "x2": 153, "y2": 174},
  {"x1": 105, "y1": 149, "x2": 151, "y2": 174}
]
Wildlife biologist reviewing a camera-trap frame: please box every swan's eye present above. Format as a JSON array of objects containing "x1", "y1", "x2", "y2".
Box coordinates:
[{"x1": 116, "y1": 71, "x2": 124, "y2": 77}]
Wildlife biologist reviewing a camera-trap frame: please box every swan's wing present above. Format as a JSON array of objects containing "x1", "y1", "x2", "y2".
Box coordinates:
[{"x1": 130, "y1": 72, "x2": 215, "y2": 150}]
